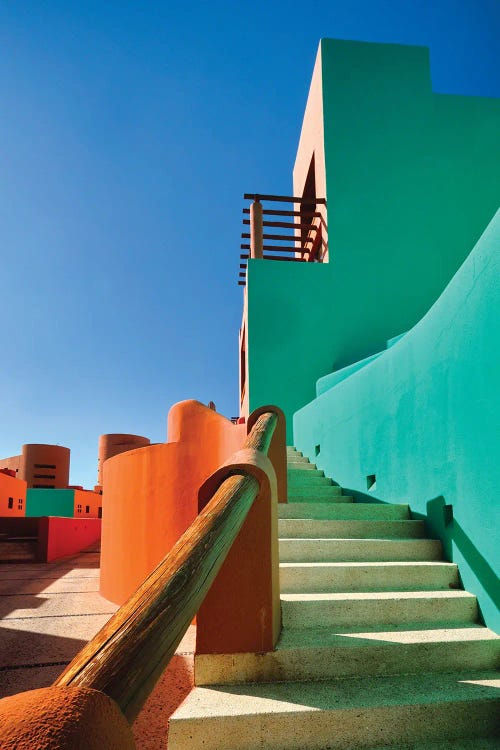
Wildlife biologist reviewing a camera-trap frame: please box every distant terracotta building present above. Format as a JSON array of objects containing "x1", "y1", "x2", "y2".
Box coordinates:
[{"x1": 0, "y1": 444, "x2": 70, "y2": 489}]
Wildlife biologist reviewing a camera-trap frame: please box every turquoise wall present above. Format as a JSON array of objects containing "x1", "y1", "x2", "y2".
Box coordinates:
[
  {"x1": 247, "y1": 39, "x2": 500, "y2": 439},
  {"x1": 322, "y1": 39, "x2": 500, "y2": 371},
  {"x1": 26, "y1": 489, "x2": 74, "y2": 517},
  {"x1": 293, "y1": 213, "x2": 500, "y2": 630}
]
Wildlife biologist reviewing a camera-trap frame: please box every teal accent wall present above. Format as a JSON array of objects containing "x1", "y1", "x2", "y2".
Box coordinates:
[
  {"x1": 293, "y1": 213, "x2": 500, "y2": 630},
  {"x1": 26, "y1": 489, "x2": 74, "y2": 517},
  {"x1": 246, "y1": 39, "x2": 500, "y2": 439}
]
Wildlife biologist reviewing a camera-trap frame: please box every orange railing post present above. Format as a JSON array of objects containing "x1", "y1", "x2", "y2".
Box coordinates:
[{"x1": 195, "y1": 406, "x2": 286, "y2": 656}]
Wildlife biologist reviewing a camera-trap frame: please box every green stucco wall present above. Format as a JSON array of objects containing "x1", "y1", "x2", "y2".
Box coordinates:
[
  {"x1": 247, "y1": 39, "x2": 500, "y2": 439},
  {"x1": 293, "y1": 212, "x2": 500, "y2": 630},
  {"x1": 25, "y1": 489, "x2": 74, "y2": 517}
]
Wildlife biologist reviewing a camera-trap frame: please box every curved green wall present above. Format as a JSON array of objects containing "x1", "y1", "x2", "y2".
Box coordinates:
[{"x1": 293, "y1": 212, "x2": 500, "y2": 630}]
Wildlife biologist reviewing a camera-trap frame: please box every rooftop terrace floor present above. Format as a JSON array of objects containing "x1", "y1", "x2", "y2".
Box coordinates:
[{"x1": 0, "y1": 546, "x2": 195, "y2": 749}]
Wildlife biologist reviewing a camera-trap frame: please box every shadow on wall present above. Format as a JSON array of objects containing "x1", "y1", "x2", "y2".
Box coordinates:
[
  {"x1": 342, "y1": 486, "x2": 392, "y2": 505},
  {"x1": 414, "y1": 496, "x2": 500, "y2": 618}
]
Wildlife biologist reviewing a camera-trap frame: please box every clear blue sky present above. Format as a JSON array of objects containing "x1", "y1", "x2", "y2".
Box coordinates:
[{"x1": 0, "y1": 1, "x2": 498, "y2": 488}]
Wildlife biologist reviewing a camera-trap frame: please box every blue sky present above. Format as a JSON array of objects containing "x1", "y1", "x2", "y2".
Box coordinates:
[{"x1": 0, "y1": 1, "x2": 498, "y2": 488}]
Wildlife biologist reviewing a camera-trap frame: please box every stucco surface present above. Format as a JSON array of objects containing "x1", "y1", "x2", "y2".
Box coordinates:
[
  {"x1": 247, "y1": 38, "x2": 500, "y2": 439},
  {"x1": 294, "y1": 212, "x2": 500, "y2": 629}
]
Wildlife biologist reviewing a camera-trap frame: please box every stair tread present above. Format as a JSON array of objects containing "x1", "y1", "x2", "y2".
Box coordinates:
[
  {"x1": 280, "y1": 561, "x2": 457, "y2": 568},
  {"x1": 278, "y1": 503, "x2": 410, "y2": 518},
  {"x1": 277, "y1": 625, "x2": 500, "y2": 649},
  {"x1": 279, "y1": 536, "x2": 436, "y2": 542},
  {"x1": 279, "y1": 520, "x2": 424, "y2": 539},
  {"x1": 171, "y1": 670, "x2": 500, "y2": 719},
  {"x1": 365, "y1": 739, "x2": 500, "y2": 750},
  {"x1": 281, "y1": 590, "x2": 475, "y2": 602}
]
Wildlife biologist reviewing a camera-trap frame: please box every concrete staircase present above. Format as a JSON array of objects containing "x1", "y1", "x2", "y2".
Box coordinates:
[{"x1": 168, "y1": 447, "x2": 500, "y2": 749}]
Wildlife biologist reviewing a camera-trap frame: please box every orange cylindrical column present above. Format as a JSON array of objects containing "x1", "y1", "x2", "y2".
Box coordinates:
[{"x1": 97, "y1": 434, "x2": 150, "y2": 486}]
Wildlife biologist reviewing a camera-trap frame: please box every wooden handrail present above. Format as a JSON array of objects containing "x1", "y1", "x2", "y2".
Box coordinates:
[
  {"x1": 244, "y1": 193, "x2": 327, "y2": 205},
  {"x1": 54, "y1": 412, "x2": 278, "y2": 722},
  {"x1": 240, "y1": 248, "x2": 309, "y2": 255},
  {"x1": 243, "y1": 219, "x2": 318, "y2": 231},
  {"x1": 242, "y1": 232, "x2": 314, "y2": 244},
  {"x1": 243, "y1": 208, "x2": 322, "y2": 218}
]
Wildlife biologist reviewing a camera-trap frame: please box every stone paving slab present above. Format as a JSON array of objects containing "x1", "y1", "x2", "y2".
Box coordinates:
[
  {"x1": 0, "y1": 551, "x2": 196, "y2": 750},
  {"x1": 0, "y1": 614, "x2": 114, "y2": 667},
  {"x1": 1, "y1": 591, "x2": 117, "y2": 619},
  {"x1": 0, "y1": 575, "x2": 99, "y2": 595},
  {"x1": 0, "y1": 550, "x2": 117, "y2": 700},
  {"x1": 0, "y1": 664, "x2": 65, "y2": 698},
  {"x1": 0, "y1": 566, "x2": 99, "y2": 581}
]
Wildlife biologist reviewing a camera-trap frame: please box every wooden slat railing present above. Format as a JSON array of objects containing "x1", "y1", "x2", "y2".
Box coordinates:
[
  {"x1": 54, "y1": 411, "x2": 277, "y2": 723},
  {"x1": 243, "y1": 192, "x2": 327, "y2": 204},
  {"x1": 239, "y1": 194, "x2": 327, "y2": 286}
]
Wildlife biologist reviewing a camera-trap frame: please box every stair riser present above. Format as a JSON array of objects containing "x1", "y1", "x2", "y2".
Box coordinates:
[
  {"x1": 279, "y1": 539, "x2": 443, "y2": 562},
  {"x1": 0, "y1": 541, "x2": 38, "y2": 563},
  {"x1": 280, "y1": 563, "x2": 460, "y2": 593},
  {"x1": 287, "y1": 463, "x2": 319, "y2": 471},
  {"x1": 281, "y1": 596, "x2": 478, "y2": 629},
  {"x1": 288, "y1": 475, "x2": 326, "y2": 485},
  {"x1": 195, "y1": 640, "x2": 500, "y2": 685},
  {"x1": 286, "y1": 495, "x2": 354, "y2": 505},
  {"x1": 279, "y1": 520, "x2": 425, "y2": 539},
  {"x1": 168, "y1": 699, "x2": 498, "y2": 750},
  {"x1": 287, "y1": 491, "x2": 346, "y2": 501},
  {"x1": 278, "y1": 504, "x2": 410, "y2": 520},
  {"x1": 287, "y1": 475, "x2": 335, "y2": 486}
]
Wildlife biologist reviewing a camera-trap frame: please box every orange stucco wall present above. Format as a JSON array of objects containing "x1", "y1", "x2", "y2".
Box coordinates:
[
  {"x1": 0, "y1": 471, "x2": 27, "y2": 517},
  {"x1": 72, "y1": 489, "x2": 102, "y2": 519},
  {"x1": 22, "y1": 444, "x2": 70, "y2": 489},
  {"x1": 97, "y1": 433, "x2": 151, "y2": 486},
  {"x1": 0, "y1": 455, "x2": 21, "y2": 477},
  {"x1": 100, "y1": 401, "x2": 247, "y2": 605}
]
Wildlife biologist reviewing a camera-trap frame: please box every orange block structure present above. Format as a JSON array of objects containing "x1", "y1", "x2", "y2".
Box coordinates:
[{"x1": 0, "y1": 470, "x2": 27, "y2": 517}]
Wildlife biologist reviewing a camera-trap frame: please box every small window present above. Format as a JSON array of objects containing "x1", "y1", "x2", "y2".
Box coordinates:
[
  {"x1": 98, "y1": 507, "x2": 102, "y2": 519},
  {"x1": 77, "y1": 504, "x2": 82, "y2": 514},
  {"x1": 85, "y1": 505, "x2": 90, "y2": 514},
  {"x1": 34, "y1": 464, "x2": 56, "y2": 469},
  {"x1": 8, "y1": 497, "x2": 13, "y2": 509},
  {"x1": 18, "y1": 500, "x2": 23, "y2": 510}
]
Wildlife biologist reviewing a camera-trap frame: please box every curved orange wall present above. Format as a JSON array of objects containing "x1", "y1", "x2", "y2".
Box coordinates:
[
  {"x1": 97, "y1": 433, "x2": 150, "y2": 485},
  {"x1": 100, "y1": 401, "x2": 246, "y2": 604}
]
